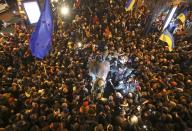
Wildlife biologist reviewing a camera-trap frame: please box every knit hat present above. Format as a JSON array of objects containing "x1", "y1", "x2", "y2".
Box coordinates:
[{"x1": 170, "y1": 81, "x2": 177, "y2": 87}]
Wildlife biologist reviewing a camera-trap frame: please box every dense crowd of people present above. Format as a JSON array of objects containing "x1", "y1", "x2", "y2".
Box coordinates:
[{"x1": 0, "y1": 0, "x2": 192, "y2": 130}]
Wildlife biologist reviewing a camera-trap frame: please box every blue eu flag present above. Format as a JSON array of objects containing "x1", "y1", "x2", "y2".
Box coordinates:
[{"x1": 30, "y1": 0, "x2": 53, "y2": 59}]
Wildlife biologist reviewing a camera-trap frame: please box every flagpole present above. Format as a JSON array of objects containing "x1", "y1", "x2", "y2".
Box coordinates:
[
  {"x1": 88, "y1": 7, "x2": 92, "y2": 14},
  {"x1": 43, "y1": 63, "x2": 48, "y2": 78}
]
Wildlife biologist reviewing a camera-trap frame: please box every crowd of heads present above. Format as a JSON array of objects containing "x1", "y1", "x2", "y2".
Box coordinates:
[{"x1": 0, "y1": 0, "x2": 192, "y2": 130}]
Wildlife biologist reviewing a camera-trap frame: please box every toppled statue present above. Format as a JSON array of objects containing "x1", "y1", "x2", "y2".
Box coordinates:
[{"x1": 89, "y1": 53, "x2": 139, "y2": 97}]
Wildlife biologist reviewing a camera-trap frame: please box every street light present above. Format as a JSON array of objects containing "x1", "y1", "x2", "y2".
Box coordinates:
[{"x1": 60, "y1": 6, "x2": 69, "y2": 16}]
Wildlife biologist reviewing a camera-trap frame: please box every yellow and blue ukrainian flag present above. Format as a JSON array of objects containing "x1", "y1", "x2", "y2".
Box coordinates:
[
  {"x1": 167, "y1": 22, "x2": 177, "y2": 33},
  {"x1": 177, "y1": 9, "x2": 188, "y2": 24},
  {"x1": 125, "y1": 0, "x2": 136, "y2": 11},
  {"x1": 137, "y1": 0, "x2": 143, "y2": 7},
  {"x1": 159, "y1": 30, "x2": 175, "y2": 52}
]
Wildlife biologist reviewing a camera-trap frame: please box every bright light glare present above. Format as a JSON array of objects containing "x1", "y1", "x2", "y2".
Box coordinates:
[
  {"x1": 51, "y1": 0, "x2": 58, "y2": 2},
  {"x1": 163, "y1": 6, "x2": 177, "y2": 31},
  {"x1": 23, "y1": 2, "x2": 41, "y2": 24},
  {"x1": 61, "y1": 6, "x2": 69, "y2": 16},
  {"x1": 77, "y1": 42, "x2": 82, "y2": 48},
  {"x1": 143, "y1": 125, "x2": 147, "y2": 129}
]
